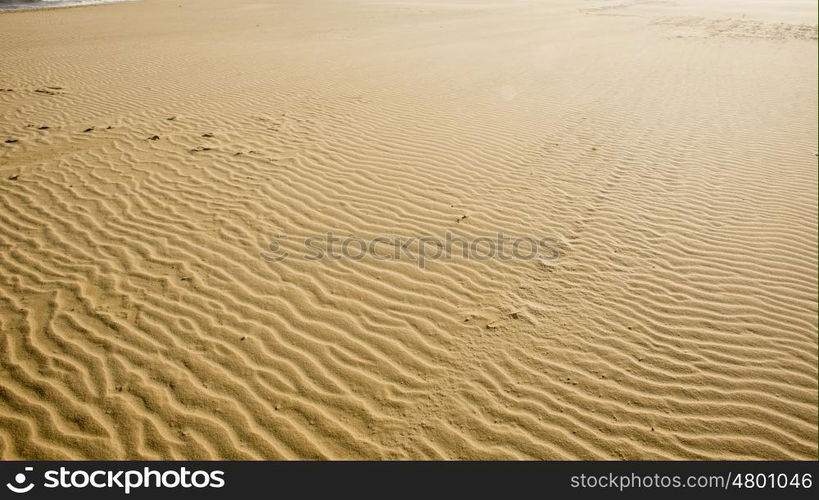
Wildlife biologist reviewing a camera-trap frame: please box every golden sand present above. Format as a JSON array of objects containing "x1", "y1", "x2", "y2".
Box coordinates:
[{"x1": 0, "y1": 0, "x2": 816, "y2": 459}]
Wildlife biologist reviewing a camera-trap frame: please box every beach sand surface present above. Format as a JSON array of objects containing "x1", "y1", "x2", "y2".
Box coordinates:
[{"x1": 0, "y1": 0, "x2": 816, "y2": 459}]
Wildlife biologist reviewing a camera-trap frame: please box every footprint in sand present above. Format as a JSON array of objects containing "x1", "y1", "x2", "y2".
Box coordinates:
[{"x1": 34, "y1": 88, "x2": 62, "y2": 96}]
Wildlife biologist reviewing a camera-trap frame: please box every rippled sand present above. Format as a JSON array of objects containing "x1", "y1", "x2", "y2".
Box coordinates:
[{"x1": 0, "y1": 0, "x2": 816, "y2": 459}]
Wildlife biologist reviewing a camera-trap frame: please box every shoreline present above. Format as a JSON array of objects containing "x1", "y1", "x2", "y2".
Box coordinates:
[{"x1": 0, "y1": 0, "x2": 131, "y2": 13}]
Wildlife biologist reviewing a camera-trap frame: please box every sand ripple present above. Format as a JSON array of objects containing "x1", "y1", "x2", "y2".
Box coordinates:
[{"x1": 0, "y1": 0, "x2": 816, "y2": 459}]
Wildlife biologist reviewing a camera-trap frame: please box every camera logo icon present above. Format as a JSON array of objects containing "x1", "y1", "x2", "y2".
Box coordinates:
[{"x1": 6, "y1": 467, "x2": 34, "y2": 494}]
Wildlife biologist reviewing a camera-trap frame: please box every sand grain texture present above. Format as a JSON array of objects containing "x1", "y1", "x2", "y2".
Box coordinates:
[{"x1": 0, "y1": 0, "x2": 816, "y2": 459}]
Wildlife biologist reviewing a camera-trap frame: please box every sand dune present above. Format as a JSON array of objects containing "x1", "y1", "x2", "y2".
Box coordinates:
[{"x1": 0, "y1": 0, "x2": 816, "y2": 459}]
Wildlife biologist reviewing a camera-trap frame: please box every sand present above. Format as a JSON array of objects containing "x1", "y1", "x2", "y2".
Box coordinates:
[{"x1": 0, "y1": 0, "x2": 816, "y2": 460}]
